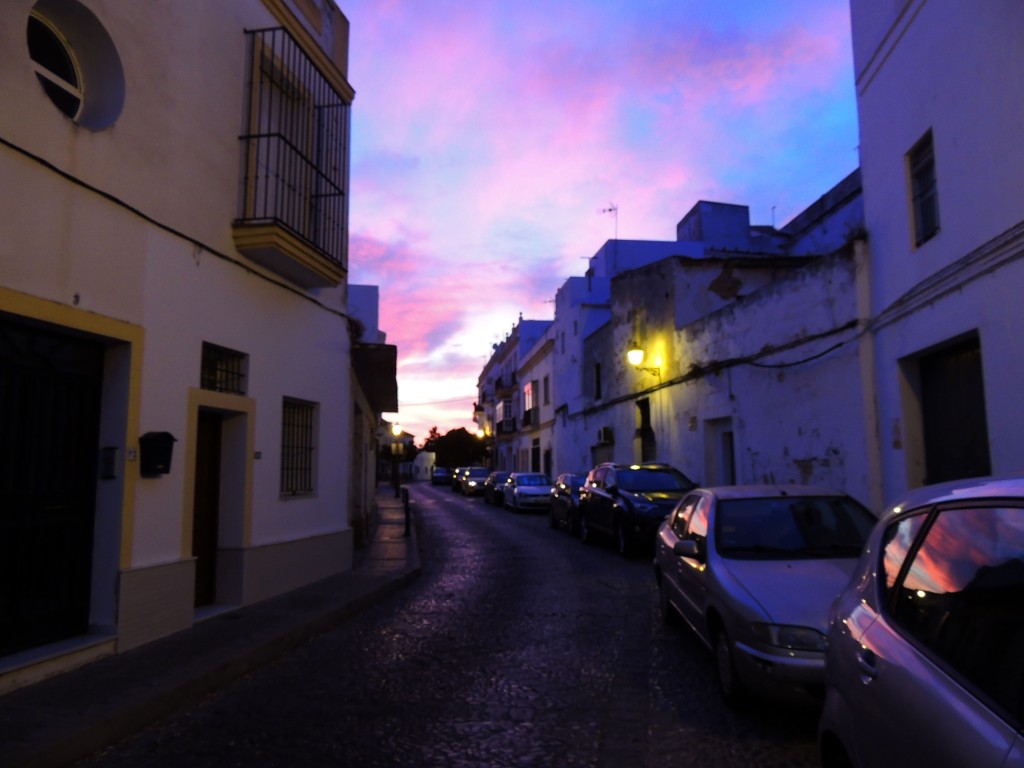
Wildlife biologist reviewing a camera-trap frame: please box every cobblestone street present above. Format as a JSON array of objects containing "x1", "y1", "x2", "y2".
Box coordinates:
[{"x1": 77, "y1": 485, "x2": 819, "y2": 767}]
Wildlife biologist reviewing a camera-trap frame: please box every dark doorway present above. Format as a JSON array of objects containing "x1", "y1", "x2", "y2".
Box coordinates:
[
  {"x1": 0, "y1": 316, "x2": 103, "y2": 656},
  {"x1": 920, "y1": 337, "x2": 991, "y2": 484},
  {"x1": 192, "y1": 409, "x2": 222, "y2": 607}
]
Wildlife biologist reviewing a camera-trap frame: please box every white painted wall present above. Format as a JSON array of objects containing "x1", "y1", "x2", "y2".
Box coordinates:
[{"x1": 852, "y1": 0, "x2": 1024, "y2": 505}]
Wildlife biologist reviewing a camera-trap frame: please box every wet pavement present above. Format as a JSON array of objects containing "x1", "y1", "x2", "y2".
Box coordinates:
[
  {"x1": 0, "y1": 489, "x2": 419, "y2": 768},
  {"x1": 65, "y1": 484, "x2": 817, "y2": 767}
]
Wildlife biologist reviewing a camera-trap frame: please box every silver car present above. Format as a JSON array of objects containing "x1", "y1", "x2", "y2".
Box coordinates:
[
  {"x1": 819, "y1": 475, "x2": 1024, "y2": 768},
  {"x1": 504, "y1": 472, "x2": 552, "y2": 513},
  {"x1": 654, "y1": 485, "x2": 876, "y2": 706}
]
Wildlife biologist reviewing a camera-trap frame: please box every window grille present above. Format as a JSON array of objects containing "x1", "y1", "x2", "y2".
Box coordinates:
[
  {"x1": 238, "y1": 27, "x2": 349, "y2": 267},
  {"x1": 281, "y1": 397, "x2": 316, "y2": 495},
  {"x1": 201, "y1": 343, "x2": 247, "y2": 394}
]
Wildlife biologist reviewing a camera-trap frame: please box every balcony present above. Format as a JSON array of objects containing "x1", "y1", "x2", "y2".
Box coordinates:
[
  {"x1": 233, "y1": 27, "x2": 350, "y2": 289},
  {"x1": 496, "y1": 418, "x2": 517, "y2": 435}
]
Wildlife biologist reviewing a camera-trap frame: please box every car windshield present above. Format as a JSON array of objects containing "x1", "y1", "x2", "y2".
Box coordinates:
[
  {"x1": 715, "y1": 496, "x2": 876, "y2": 559},
  {"x1": 467, "y1": 468, "x2": 489, "y2": 477},
  {"x1": 517, "y1": 474, "x2": 550, "y2": 486},
  {"x1": 617, "y1": 467, "x2": 695, "y2": 492},
  {"x1": 565, "y1": 474, "x2": 587, "y2": 489}
]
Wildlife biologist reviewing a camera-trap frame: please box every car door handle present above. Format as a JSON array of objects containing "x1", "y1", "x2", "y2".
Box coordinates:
[{"x1": 855, "y1": 647, "x2": 877, "y2": 681}]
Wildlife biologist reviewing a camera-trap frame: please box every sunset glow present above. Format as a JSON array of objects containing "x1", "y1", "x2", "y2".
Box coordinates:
[{"x1": 344, "y1": 0, "x2": 859, "y2": 441}]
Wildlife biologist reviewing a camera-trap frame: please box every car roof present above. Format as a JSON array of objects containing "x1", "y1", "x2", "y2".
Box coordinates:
[
  {"x1": 884, "y1": 475, "x2": 1024, "y2": 517},
  {"x1": 700, "y1": 484, "x2": 850, "y2": 500},
  {"x1": 595, "y1": 463, "x2": 677, "y2": 471}
]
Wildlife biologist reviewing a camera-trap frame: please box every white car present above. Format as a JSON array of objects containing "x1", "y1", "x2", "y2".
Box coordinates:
[{"x1": 504, "y1": 472, "x2": 552, "y2": 513}]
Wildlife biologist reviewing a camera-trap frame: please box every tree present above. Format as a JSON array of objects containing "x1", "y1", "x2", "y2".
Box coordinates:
[{"x1": 424, "y1": 427, "x2": 488, "y2": 468}]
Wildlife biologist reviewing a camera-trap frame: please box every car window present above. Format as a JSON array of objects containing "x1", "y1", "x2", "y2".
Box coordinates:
[
  {"x1": 714, "y1": 496, "x2": 874, "y2": 559},
  {"x1": 686, "y1": 497, "x2": 710, "y2": 543},
  {"x1": 880, "y1": 512, "x2": 928, "y2": 592},
  {"x1": 517, "y1": 474, "x2": 550, "y2": 486},
  {"x1": 616, "y1": 467, "x2": 695, "y2": 492},
  {"x1": 671, "y1": 495, "x2": 700, "y2": 536},
  {"x1": 887, "y1": 505, "x2": 1024, "y2": 725}
]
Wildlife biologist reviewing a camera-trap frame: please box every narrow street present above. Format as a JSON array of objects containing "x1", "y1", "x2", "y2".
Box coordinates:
[{"x1": 78, "y1": 484, "x2": 819, "y2": 767}]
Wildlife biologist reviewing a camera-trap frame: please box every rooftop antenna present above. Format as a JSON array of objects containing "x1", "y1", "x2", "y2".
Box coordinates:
[
  {"x1": 599, "y1": 203, "x2": 619, "y2": 273},
  {"x1": 599, "y1": 203, "x2": 619, "y2": 240}
]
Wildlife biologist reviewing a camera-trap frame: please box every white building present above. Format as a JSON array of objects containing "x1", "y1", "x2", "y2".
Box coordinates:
[
  {"x1": 349, "y1": 285, "x2": 399, "y2": 541},
  {"x1": 851, "y1": 0, "x2": 1024, "y2": 508},
  {"x1": 570, "y1": 176, "x2": 868, "y2": 498},
  {"x1": 476, "y1": 319, "x2": 550, "y2": 471},
  {"x1": 0, "y1": 0, "x2": 382, "y2": 686}
]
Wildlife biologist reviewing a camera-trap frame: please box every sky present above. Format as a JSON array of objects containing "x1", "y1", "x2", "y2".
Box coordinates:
[{"x1": 342, "y1": 0, "x2": 860, "y2": 442}]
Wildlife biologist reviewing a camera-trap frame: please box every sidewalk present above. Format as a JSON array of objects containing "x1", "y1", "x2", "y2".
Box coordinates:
[{"x1": 0, "y1": 490, "x2": 421, "y2": 768}]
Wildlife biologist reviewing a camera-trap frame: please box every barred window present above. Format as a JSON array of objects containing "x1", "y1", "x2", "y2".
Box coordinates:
[
  {"x1": 281, "y1": 397, "x2": 316, "y2": 496},
  {"x1": 238, "y1": 27, "x2": 349, "y2": 267},
  {"x1": 201, "y1": 343, "x2": 247, "y2": 394}
]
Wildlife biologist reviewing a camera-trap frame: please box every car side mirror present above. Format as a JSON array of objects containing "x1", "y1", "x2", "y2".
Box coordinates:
[{"x1": 673, "y1": 539, "x2": 701, "y2": 560}]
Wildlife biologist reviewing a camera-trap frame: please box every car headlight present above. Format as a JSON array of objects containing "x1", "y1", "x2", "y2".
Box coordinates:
[
  {"x1": 468, "y1": 480, "x2": 478, "y2": 487},
  {"x1": 751, "y1": 623, "x2": 827, "y2": 652}
]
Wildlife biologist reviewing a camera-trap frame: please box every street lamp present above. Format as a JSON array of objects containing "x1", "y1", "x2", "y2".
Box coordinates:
[{"x1": 627, "y1": 342, "x2": 660, "y2": 378}]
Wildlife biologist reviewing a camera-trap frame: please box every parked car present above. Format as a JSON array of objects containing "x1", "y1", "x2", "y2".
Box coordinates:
[
  {"x1": 549, "y1": 473, "x2": 588, "y2": 534},
  {"x1": 654, "y1": 484, "x2": 876, "y2": 706},
  {"x1": 504, "y1": 472, "x2": 552, "y2": 513},
  {"x1": 818, "y1": 476, "x2": 1024, "y2": 768},
  {"x1": 579, "y1": 462, "x2": 697, "y2": 556},
  {"x1": 483, "y1": 471, "x2": 511, "y2": 506},
  {"x1": 430, "y1": 466, "x2": 450, "y2": 486},
  {"x1": 459, "y1": 466, "x2": 491, "y2": 496},
  {"x1": 450, "y1": 467, "x2": 467, "y2": 492}
]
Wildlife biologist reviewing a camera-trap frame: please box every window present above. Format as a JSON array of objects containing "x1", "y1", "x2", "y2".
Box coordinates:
[
  {"x1": 523, "y1": 380, "x2": 536, "y2": 412},
  {"x1": 201, "y1": 343, "x2": 248, "y2": 395},
  {"x1": 909, "y1": 130, "x2": 940, "y2": 246},
  {"x1": 543, "y1": 375, "x2": 550, "y2": 405},
  {"x1": 281, "y1": 397, "x2": 316, "y2": 496},
  {"x1": 27, "y1": 14, "x2": 80, "y2": 119},
  {"x1": 25, "y1": 2, "x2": 125, "y2": 130},
  {"x1": 886, "y1": 505, "x2": 1024, "y2": 720}
]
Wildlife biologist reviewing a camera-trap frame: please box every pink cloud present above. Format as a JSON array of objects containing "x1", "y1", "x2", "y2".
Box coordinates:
[{"x1": 343, "y1": 0, "x2": 858, "y2": 439}]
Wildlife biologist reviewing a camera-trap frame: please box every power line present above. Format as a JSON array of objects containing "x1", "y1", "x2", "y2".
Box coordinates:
[{"x1": 400, "y1": 395, "x2": 476, "y2": 407}]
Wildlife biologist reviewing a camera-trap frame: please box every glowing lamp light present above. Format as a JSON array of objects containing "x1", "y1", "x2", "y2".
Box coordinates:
[
  {"x1": 391, "y1": 423, "x2": 401, "y2": 437},
  {"x1": 626, "y1": 343, "x2": 660, "y2": 378}
]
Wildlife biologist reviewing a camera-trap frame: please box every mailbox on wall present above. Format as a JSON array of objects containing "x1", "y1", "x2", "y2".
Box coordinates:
[{"x1": 139, "y1": 431, "x2": 177, "y2": 476}]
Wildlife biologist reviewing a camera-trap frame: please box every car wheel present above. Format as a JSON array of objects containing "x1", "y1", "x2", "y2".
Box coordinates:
[
  {"x1": 615, "y1": 519, "x2": 632, "y2": 558},
  {"x1": 714, "y1": 626, "x2": 749, "y2": 708}
]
